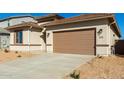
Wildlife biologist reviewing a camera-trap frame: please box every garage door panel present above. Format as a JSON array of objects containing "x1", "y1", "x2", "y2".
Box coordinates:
[
  {"x1": 54, "y1": 39, "x2": 94, "y2": 43},
  {"x1": 53, "y1": 29, "x2": 96, "y2": 55},
  {"x1": 54, "y1": 48, "x2": 90, "y2": 50}
]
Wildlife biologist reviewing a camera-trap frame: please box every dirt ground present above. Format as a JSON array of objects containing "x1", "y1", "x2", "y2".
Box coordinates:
[
  {"x1": 0, "y1": 50, "x2": 35, "y2": 63},
  {"x1": 65, "y1": 55, "x2": 124, "y2": 79}
]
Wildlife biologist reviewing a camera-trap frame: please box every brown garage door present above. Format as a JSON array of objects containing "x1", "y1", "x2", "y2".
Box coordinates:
[{"x1": 53, "y1": 29, "x2": 96, "y2": 55}]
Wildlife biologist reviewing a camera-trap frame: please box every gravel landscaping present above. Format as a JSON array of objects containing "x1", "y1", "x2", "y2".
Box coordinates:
[
  {"x1": 0, "y1": 50, "x2": 34, "y2": 63},
  {"x1": 65, "y1": 55, "x2": 124, "y2": 79}
]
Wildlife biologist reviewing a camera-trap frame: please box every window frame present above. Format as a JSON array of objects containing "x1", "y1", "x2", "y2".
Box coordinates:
[{"x1": 14, "y1": 30, "x2": 23, "y2": 44}]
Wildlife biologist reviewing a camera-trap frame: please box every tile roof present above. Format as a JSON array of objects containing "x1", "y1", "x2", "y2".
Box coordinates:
[
  {"x1": 5, "y1": 22, "x2": 42, "y2": 30},
  {"x1": 44, "y1": 13, "x2": 113, "y2": 26},
  {"x1": 35, "y1": 13, "x2": 64, "y2": 20}
]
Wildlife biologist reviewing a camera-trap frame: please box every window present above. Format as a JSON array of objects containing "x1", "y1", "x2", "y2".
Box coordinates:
[
  {"x1": 21, "y1": 21, "x2": 26, "y2": 23},
  {"x1": 8, "y1": 20, "x2": 10, "y2": 26},
  {"x1": 15, "y1": 31, "x2": 23, "y2": 43}
]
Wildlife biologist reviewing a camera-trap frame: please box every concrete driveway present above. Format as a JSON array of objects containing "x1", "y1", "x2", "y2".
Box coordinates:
[{"x1": 0, "y1": 53, "x2": 94, "y2": 79}]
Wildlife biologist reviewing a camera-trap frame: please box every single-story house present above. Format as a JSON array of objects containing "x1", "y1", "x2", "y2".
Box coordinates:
[
  {"x1": 0, "y1": 27, "x2": 10, "y2": 49},
  {"x1": 4, "y1": 13, "x2": 121, "y2": 56}
]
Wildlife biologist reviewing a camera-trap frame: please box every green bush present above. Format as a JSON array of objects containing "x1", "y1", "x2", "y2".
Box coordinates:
[
  {"x1": 70, "y1": 70, "x2": 80, "y2": 79},
  {"x1": 4, "y1": 49, "x2": 9, "y2": 53}
]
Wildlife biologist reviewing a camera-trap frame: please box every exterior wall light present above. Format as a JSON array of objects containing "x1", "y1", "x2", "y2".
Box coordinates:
[
  {"x1": 47, "y1": 33, "x2": 50, "y2": 38},
  {"x1": 97, "y1": 29, "x2": 103, "y2": 39},
  {"x1": 97, "y1": 29, "x2": 103, "y2": 35}
]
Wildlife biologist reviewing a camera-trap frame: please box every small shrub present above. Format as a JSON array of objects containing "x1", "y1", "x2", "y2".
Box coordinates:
[
  {"x1": 97, "y1": 55, "x2": 103, "y2": 59},
  {"x1": 17, "y1": 55, "x2": 22, "y2": 58},
  {"x1": 70, "y1": 70, "x2": 80, "y2": 79},
  {"x1": 4, "y1": 49, "x2": 9, "y2": 53},
  {"x1": 15, "y1": 51, "x2": 18, "y2": 54}
]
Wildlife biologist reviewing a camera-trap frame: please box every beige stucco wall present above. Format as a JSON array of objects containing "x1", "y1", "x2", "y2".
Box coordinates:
[
  {"x1": 10, "y1": 28, "x2": 44, "y2": 51},
  {"x1": 10, "y1": 32, "x2": 14, "y2": 44},
  {"x1": 10, "y1": 46, "x2": 28, "y2": 51},
  {"x1": 46, "y1": 31, "x2": 53, "y2": 52},
  {"x1": 107, "y1": 25, "x2": 120, "y2": 55},
  {"x1": 22, "y1": 30, "x2": 29, "y2": 44},
  {"x1": 29, "y1": 29, "x2": 45, "y2": 51},
  {"x1": 46, "y1": 19, "x2": 119, "y2": 55},
  {"x1": 30, "y1": 30, "x2": 42, "y2": 44},
  {"x1": 110, "y1": 26, "x2": 119, "y2": 46},
  {"x1": 10, "y1": 46, "x2": 42, "y2": 51},
  {"x1": 96, "y1": 47, "x2": 109, "y2": 55}
]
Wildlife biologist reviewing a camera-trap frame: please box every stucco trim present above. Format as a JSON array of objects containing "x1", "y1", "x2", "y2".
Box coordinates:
[
  {"x1": 46, "y1": 44, "x2": 52, "y2": 46},
  {"x1": 47, "y1": 26, "x2": 97, "y2": 32},
  {"x1": 10, "y1": 44, "x2": 42, "y2": 46},
  {"x1": 96, "y1": 44, "x2": 109, "y2": 47}
]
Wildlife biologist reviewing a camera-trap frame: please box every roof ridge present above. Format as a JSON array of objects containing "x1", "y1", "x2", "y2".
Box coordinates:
[
  {"x1": 35, "y1": 13, "x2": 64, "y2": 20},
  {"x1": 54, "y1": 13, "x2": 113, "y2": 22}
]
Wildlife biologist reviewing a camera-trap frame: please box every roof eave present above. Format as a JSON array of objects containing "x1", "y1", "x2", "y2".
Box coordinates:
[
  {"x1": 45, "y1": 15, "x2": 115, "y2": 27},
  {"x1": 44, "y1": 15, "x2": 121, "y2": 38},
  {"x1": 35, "y1": 14, "x2": 64, "y2": 20},
  {"x1": 112, "y1": 16, "x2": 121, "y2": 37},
  {"x1": 6, "y1": 25, "x2": 42, "y2": 31}
]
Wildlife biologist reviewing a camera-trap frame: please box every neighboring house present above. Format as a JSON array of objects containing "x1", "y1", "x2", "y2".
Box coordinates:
[
  {"x1": 0, "y1": 13, "x2": 121, "y2": 56},
  {"x1": 0, "y1": 27, "x2": 10, "y2": 49},
  {"x1": 0, "y1": 15, "x2": 36, "y2": 28}
]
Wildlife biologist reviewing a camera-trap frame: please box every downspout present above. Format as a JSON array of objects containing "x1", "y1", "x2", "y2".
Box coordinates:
[
  {"x1": 28, "y1": 26, "x2": 32, "y2": 51},
  {"x1": 108, "y1": 24, "x2": 111, "y2": 55},
  {"x1": 108, "y1": 21, "x2": 115, "y2": 55}
]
